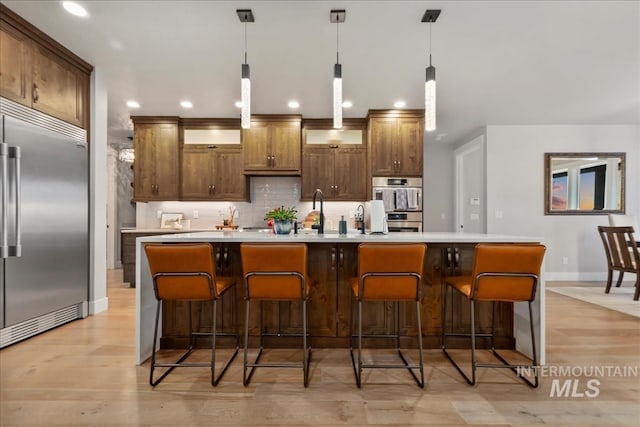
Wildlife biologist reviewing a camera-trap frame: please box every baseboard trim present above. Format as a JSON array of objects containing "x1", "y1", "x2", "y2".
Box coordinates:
[
  {"x1": 546, "y1": 271, "x2": 637, "y2": 281},
  {"x1": 89, "y1": 297, "x2": 109, "y2": 315}
]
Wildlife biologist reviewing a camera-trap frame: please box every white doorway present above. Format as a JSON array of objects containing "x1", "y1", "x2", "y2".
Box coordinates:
[{"x1": 454, "y1": 136, "x2": 485, "y2": 233}]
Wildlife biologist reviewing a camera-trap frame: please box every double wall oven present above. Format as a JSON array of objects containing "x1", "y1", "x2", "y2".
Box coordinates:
[{"x1": 372, "y1": 177, "x2": 423, "y2": 232}]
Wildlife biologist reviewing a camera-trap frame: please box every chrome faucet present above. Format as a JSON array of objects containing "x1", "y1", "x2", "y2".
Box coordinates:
[
  {"x1": 312, "y1": 189, "x2": 324, "y2": 234},
  {"x1": 356, "y1": 204, "x2": 365, "y2": 234}
]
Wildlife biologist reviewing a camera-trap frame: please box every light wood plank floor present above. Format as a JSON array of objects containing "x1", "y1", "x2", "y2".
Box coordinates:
[{"x1": 1, "y1": 271, "x2": 638, "y2": 426}]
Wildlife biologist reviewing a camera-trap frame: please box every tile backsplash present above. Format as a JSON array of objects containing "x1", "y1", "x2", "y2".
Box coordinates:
[{"x1": 136, "y1": 177, "x2": 367, "y2": 230}]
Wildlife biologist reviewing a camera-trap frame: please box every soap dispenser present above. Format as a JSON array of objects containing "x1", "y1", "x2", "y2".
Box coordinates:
[{"x1": 339, "y1": 216, "x2": 347, "y2": 235}]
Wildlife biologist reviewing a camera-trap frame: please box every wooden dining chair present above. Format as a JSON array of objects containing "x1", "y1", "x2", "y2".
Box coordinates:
[{"x1": 597, "y1": 226, "x2": 639, "y2": 300}]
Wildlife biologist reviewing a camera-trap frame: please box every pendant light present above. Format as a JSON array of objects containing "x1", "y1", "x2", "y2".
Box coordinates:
[
  {"x1": 422, "y1": 9, "x2": 440, "y2": 132},
  {"x1": 331, "y1": 10, "x2": 345, "y2": 129},
  {"x1": 237, "y1": 9, "x2": 254, "y2": 129}
]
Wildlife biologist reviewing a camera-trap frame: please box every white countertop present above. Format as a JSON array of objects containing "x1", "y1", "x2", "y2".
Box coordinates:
[
  {"x1": 121, "y1": 228, "x2": 214, "y2": 233},
  {"x1": 137, "y1": 231, "x2": 542, "y2": 244}
]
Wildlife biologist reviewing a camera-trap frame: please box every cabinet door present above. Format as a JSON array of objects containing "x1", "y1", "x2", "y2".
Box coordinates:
[
  {"x1": 242, "y1": 121, "x2": 270, "y2": 170},
  {"x1": 334, "y1": 148, "x2": 367, "y2": 200},
  {"x1": 181, "y1": 145, "x2": 213, "y2": 200},
  {"x1": 212, "y1": 149, "x2": 246, "y2": 200},
  {"x1": 134, "y1": 123, "x2": 179, "y2": 201},
  {"x1": 270, "y1": 121, "x2": 301, "y2": 171},
  {"x1": 301, "y1": 149, "x2": 333, "y2": 199},
  {"x1": 397, "y1": 117, "x2": 423, "y2": 176},
  {"x1": 370, "y1": 117, "x2": 397, "y2": 176},
  {"x1": 0, "y1": 23, "x2": 32, "y2": 107},
  {"x1": 153, "y1": 124, "x2": 180, "y2": 200},
  {"x1": 307, "y1": 244, "x2": 338, "y2": 337},
  {"x1": 32, "y1": 44, "x2": 85, "y2": 128}
]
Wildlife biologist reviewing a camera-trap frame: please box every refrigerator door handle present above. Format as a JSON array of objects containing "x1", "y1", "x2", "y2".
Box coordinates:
[
  {"x1": 1, "y1": 142, "x2": 7, "y2": 258},
  {"x1": 9, "y1": 146, "x2": 21, "y2": 257}
]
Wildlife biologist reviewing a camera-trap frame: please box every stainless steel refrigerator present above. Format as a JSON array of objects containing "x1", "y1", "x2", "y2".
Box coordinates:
[{"x1": 0, "y1": 98, "x2": 88, "y2": 348}]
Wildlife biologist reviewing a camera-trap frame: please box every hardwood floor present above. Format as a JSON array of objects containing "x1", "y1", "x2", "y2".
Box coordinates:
[{"x1": 0, "y1": 272, "x2": 638, "y2": 426}]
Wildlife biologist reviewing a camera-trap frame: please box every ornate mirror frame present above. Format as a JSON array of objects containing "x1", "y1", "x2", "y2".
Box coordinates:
[{"x1": 544, "y1": 152, "x2": 626, "y2": 215}]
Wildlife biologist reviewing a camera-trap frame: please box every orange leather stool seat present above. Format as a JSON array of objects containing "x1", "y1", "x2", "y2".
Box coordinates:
[
  {"x1": 442, "y1": 243, "x2": 546, "y2": 387},
  {"x1": 240, "y1": 243, "x2": 312, "y2": 387},
  {"x1": 350, "y1": 243, "x2": 427, "y2": 388},
  {"x1": 144, "y1": 243, "x2": 239, "y2": 387}
]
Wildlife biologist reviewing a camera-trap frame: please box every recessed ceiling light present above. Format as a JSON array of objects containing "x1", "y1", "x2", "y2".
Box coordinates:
[
  {"x1": 234, "y1": 101, "x2": 243, "y2": 108},
  {"x1": 180, "y1": 100, "x2": 193, "y2": 109},
  {"x1": 342, "y1": 100, "x2": 353, "y2": 108},
  {"x1": 393, "y1": 100, "x2": 406, "y2": 108},
  {"x1": 288, "y1": 100, "x2": 300, "y2": 109},
  {"x1": 62, "y1": 1, "x2": 88, "y2": 17},
  {"x1": 126, "y1": 100, "x2": 140, "y2": 109}
]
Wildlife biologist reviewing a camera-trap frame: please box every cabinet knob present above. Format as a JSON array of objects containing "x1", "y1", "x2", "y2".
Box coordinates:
[
  {"x1": 211, "y1": 185, "x2": 216, "y2": 195},
  {"x1": 33, "y1": 84, "x2": 39, "y2": 103}
]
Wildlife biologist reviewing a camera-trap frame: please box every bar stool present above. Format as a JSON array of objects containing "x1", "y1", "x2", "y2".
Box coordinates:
[
  {"x1": 441, "y1": 243, "x2": 546, "y2": 387},
  {"x1": 350, "y1": 243, "x2": 427, "y2": 388},
  {"x1": 240, "y1": 243, "x2": 311, "y2": 387},
  {"x1": 145, "y1": 243, "x2": 239, "y2": 387}
]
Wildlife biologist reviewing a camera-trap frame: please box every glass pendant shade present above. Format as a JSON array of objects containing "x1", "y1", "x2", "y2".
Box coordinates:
[
  {"x1": 333, "y1": 63, "x2": 342, "y2": 129},
  {"x1": 424, "y1": 65, "x2": 436, "y2": 132},
  {"x1": 241, "y1": 63, "x2": 251, "y2": 129}
]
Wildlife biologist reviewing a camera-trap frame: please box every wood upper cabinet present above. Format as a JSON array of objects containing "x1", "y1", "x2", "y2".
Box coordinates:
[
  {"x1": 301, "y1": 118, "x2": 368, "y2": 200},
  {"x1": 242, "y1": 115, "x2": 302, "y2": 174},
  {"x1": 181, "y1": 146, "x2": 247, "y2": 201},
  {"x1": 302, "y1": 148, "x2": 367, "y2": 201},
  {"x1": 132, "y1": 118, "x2": 180, "y2": 201},
  {"x1": 369, "y1": 110, "x2": 424, "y2": 177},
  {"x1": 31, "y1": 44, "x2": 87, "y2": 128},
  {"x1": 180, "y1": 119, "x2": 247, "y2": 201},
  {"x1": 0, "y1": 22, "x2": 32, "y2": 106},
  {"x1": 0, "y1": 6, "x2": 92, "y2": 129}
]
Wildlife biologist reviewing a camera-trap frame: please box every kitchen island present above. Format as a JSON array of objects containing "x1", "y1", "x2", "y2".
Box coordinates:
[{"x1": 135, "y1": 231, "x2": 545, "y2": 365}]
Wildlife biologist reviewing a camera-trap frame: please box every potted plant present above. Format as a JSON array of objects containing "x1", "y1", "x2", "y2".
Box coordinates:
[{"x1": 264, "y1": 206, "x2": 297, "y2": 234}]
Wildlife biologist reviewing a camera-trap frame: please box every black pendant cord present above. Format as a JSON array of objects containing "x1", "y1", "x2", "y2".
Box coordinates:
[
  {"x1": 336, "y1": 17, "x2": 340, "y2": 64},
  {"x1": 428, "y1": 22, "x2": 432, "y2": 67},
  {"x1": 244, "y1": 18, "x2": 248, "y2": 65}
]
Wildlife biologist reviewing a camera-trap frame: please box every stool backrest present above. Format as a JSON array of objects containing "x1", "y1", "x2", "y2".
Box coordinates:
[
  {"x1": 598, "y1": 226, "x2": 639, "y2": 271},
  {"x1": 357, "y1": 243, "x2": 426, "y2": 300},
  {"x1": 471, "y1": 244, "x2": 546, "y2": 302},
  {"x1": 241, "y1": 243, "x2": 308, "y2": 299},
  {"x1": 145, "y1": 243, "x2": 216, "y2": 301}
]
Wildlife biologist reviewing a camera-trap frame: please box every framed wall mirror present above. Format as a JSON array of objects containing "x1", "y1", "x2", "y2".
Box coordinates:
[{"x1": 544, "y1": 152, "x2": 625, "y2": 215}]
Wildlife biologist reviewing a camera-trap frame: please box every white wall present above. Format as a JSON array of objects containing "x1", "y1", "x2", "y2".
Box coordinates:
[
  {"x1": 423, "y1": 143, "x2": 454, "y2": 231},
  {"x1": 486, "y1": 125, "x2": 640, "y2": 279},
  {"x1": 89, "y1": 68, "x2": 108, "y2": 314}
]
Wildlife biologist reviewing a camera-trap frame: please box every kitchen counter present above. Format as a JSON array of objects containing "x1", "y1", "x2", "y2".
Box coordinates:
[
  {"x1": 121, "y1": 228, "x2": 214, "y2": 233},
  {"x1": 136, "y1": 230, "x2": 541, "y2": 243},
  {"x1": 135, "y1": 231, "x2": 546, "y2": 366}
]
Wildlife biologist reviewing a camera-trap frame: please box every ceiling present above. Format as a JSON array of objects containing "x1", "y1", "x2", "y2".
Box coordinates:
[{"x1": 3, "y1": 0, "x2": 639, "y2": 145}]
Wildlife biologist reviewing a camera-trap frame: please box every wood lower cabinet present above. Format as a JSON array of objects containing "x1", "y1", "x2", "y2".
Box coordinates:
[
  {"x1": 1, "y1": 5, "x2": 91, "y2": 128},
  {"x1": 158, "y1": 242, "x2": 515, "y2": 350},
  {"x1": 242, "y1": 115, "x2": 302, "y2": 174},
  {"x1": 181, "y1": 145, "x2": 247, "y2": 200},
  {"x1": 132, "y1": 118, "x2": 180, "y2": 201},
  {"x1": 369, "y1": 110, "x2": 423, "y2": 177}
]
